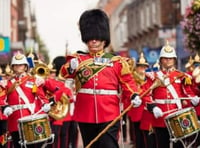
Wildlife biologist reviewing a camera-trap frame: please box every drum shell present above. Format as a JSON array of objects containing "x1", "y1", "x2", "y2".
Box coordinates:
[
  {"x1": 165, "y1": 107, "x2": 200, "y2": 139},
  {"x1": 18, "y1": 114, "x2": 51, "y2": 144}
]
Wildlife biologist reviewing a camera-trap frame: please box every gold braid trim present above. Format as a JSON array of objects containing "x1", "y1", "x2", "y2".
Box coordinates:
[
  {"x1": 184, "y1": 76, "x2": 192, "y2": 85},
  {"x1": 75, "y1": 76, "x2": 82, "y2": 92},
  {"x1": 111, "y1": 56, "x2": 131, "y2": 75},
  {"x1": 175, "y1": 70, "x2": 192, "y2": 85}
]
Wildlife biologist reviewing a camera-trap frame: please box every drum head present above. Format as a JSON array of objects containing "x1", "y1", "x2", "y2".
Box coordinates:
[
  {"x1": 18, "y1": 114, "x2": 48, "y2": 123},
  {"x1": 165, "y1": 107, "x2": 194, "y2": 120}
]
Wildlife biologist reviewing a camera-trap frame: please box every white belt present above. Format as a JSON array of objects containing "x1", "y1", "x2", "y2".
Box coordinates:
[
  {"x1": 78, "y1": 88, "x2": 118, "y2": 95},
  {"x1": 154, "y1": 99, "x2": 180, "y2": 104},
  {"x1": 11, "y1": 104, "x2": 35, "y2": 112}
]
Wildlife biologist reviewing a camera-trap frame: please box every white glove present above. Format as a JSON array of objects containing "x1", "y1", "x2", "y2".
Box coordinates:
[
  {"x1": 153, "y1": 106, "x2": 163, "y2": 118},
  {"x1": 131, "y1": 94, "x2": 142, "y2": 107},
  {"x1": 191, "y1": 96, "x2": 200, "y2": 106},
  {"x1": 35, "y1": 76, "x2": 45, "y2": 87},
  {"x1": 0, "y1": 80, "x2": 7, "y2": 88},
  {"x1": 146, "y1": 72, "x2": 155, "y2": 80},
  {"x1": 42, "y1": 103, "x2": 51, "y2": 112},
  {"x1": 3, "y1": 106, "x2": 13, "y2": 117},
  {"x1": 70, "y1": 58, "x2": 79, "y2": 70}
]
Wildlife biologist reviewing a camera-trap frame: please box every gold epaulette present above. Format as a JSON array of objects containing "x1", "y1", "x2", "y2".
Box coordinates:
[
  {"x1": 176, "y1": 70, "x2": 192, "y2": 85},
  {"x1": 111, "y1": 56, "x2": 131, "y2": 75},
  {"x1": 184, "y1": 76, "x2": 192, "y2": 85}
]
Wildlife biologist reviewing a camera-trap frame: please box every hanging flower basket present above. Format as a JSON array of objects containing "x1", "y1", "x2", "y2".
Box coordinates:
[{"x1": 181, "y1": 0, "x2": 200, "y2": 52}]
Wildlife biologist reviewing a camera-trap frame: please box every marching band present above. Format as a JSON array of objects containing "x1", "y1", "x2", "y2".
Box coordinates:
[{"x1": 0, "y1": 8, "x2": 200, "y2": 148}]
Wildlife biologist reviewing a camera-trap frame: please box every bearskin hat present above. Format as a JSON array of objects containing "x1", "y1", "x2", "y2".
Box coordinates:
[
  {"x1": 79, "y1": 9, "x2": 110, "y2": 48},
  {"x1": 52, "y1": 56, "x2": 66, "y2": 76}
]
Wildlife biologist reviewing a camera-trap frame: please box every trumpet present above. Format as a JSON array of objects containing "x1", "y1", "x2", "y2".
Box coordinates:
[{"x1": 32, "y1": 63, "x2": 50, "y2": 78}]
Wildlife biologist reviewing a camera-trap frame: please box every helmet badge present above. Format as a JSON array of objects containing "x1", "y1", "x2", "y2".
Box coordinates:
[
  {"x1": 164, "y1": 41, "x2": 173, "y2": 53},
  {"x1": 15, "y1": 52, "x2": 24, "y2": 60}
]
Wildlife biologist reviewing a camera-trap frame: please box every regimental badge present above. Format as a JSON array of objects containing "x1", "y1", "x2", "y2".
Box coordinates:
[
  {"x1": 164, "y1": 46, "x2": 173, "y2": 53},
  {"x1": 15, "y1": 52, "x2": 24, "y2": 60},
  {"x1": 78, "y1": 66, "x2": 93, "y2": 85},
  {"x1": 82, "y1": 67, "x2": 93, "y2": 78},
  {"x1": 164, "y1": 41, "x2": 173, "y2": 53},
  {"x1": 34, "y1": 123, "x2": 44, "y2": 135},
  {"x1": 181, "y1": 117, "x2": 191, "y2": 129}
]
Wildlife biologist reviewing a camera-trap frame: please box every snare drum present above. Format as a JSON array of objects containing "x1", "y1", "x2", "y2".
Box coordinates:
[
  {"x1": 18, "y1": 114, "x2": 52, "y2": 145},
  {"x1": 165, "y1": 107, "x2": 200, "y2": 140}
]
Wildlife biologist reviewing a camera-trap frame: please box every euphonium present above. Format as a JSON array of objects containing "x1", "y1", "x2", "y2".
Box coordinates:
[
  {"x1": 48, "y1": 93, "x2": 70, "y2": 120},
  {"x1": 32, "y1": 63, "x2": 50, "y2": 78}
]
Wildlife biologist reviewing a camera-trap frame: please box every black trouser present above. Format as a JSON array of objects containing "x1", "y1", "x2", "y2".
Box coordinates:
[
  {"x1": 48, "y1": 124, "x2": 61, "y2": 148},
  {"x1": 11, "y1": 132, "x2": 44, "y2": 148},
  {"x1": 142, "y1": 130, "x2": 156, "y2": 148},
  {"x1": 48, "y1": 121, "x2": 78, "y2": 148},
  {"x1": 78, "y1": 121, "x2": 120, "y2": 148},
  {"x1": 128, "y1": 117, "x2": 134, "y2": 144},
  {"x1": 122, "y1": 114, "x2": 127, "y2": 142},
  {"x1": 0, "y1": 120, "x2": 7, "y2": 148},
  {"x1": 60, "y1": 121, "x2": 78, "y2": 148},
  {"x1": 154, "y1": 127, "x2": 183, "y2": 148},
  {"x1": 131, "y1": 121, "x2": 145, "y2": 148},
  {"x1": 67, "y1": 121, "x2": 78, "y2": 148}
]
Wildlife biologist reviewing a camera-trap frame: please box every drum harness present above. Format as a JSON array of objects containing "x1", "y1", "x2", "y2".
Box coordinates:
[
  {"x1": 155, "y1": 71, "x2": 182, "y2": 110},
  {"x1": 10, "y1": 79, "x2": 35, "y2": 114}
]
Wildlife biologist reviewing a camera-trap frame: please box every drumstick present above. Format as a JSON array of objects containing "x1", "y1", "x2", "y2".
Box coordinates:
[
  {"x1": 162, "y1": 108, "x2": 178, "y2": 115},
  {"x1": 178, "y1": 97, "x2": 199, "y2": 100},
  {"x1": 33, "y1": 101, "x2": 54, "y2": 116}
]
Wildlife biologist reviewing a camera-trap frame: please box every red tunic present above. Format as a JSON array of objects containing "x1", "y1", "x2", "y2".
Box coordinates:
[
  {"x1": 140, "y1": 78, "x2": 154, "y2": 130},
  {"x1": 60, "y1": 53, "x2": 139, "y2": 123},
  {"x1": 0, "y1": 86, "x2": 7, "y2": 120},
  {"x1": 128, "y1": 81, "x2": 145, "y2": 122}
]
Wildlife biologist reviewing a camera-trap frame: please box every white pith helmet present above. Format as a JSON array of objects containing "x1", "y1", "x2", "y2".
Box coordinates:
[
  {"x1": 159, "y1": 41, "x2": 177, "y2": 59},
  {"x1": 11, "y1": 52, "x2": 29, "y2": 67}
]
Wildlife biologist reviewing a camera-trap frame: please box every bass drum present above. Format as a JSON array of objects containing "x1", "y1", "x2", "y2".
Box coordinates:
[
  {"x1": 165, "y1": 107, "x2": 200, "y2": 140},
  {"x1": 18, "y1": 114, "x2": 52, "y2": 145}
]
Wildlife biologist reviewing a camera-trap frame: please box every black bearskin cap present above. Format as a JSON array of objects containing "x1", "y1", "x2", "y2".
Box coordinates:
[
  {"x1": 79, "y1": 9, "x2": 110, "y2": 48},
  {"x1": 52, "y1": 56, "x2": 66, "y2": 76}
]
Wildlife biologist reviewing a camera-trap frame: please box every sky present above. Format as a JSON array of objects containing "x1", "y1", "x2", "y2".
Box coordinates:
[{"x1": 31, "y1": 0, "x2": 99, "y2": 61}]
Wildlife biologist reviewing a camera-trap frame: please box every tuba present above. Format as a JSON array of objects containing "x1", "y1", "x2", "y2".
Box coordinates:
[
  {"x1": 32, "y1": 63, "x2": 50, "y2": 78},
  {"x1": 48, "y1": 93, "x2": 70, "y2": 120}
]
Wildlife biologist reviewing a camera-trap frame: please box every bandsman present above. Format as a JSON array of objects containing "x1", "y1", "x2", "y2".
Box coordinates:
[
  {"x1": 128, "y1": 52, "x2": 149, "y2": 148},
  {"x1": 46, "y1": 56, "x2": 78, "y2": 148},
  {"x1": 0, "y1": 52, "x2": 53, "y2": 148},
  {"x1": 143, "y1": 41, "x2": 198, "y2": 148},
  {"x1": 60, "y1": 9, "x2": 142, "y2": 148}
]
